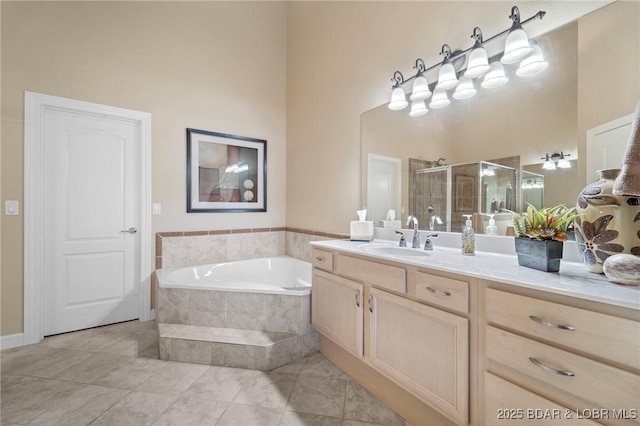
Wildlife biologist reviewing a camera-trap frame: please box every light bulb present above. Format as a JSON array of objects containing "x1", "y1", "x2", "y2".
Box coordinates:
[
  {"x1": 409, "y1": 100, "x2": 428, "y2": 117},
  {"x1": 516, "y1": 43, "x2": 549, "y2": 77},
  {"x1": 410, "y1": 75, "x2": 432, "y2": 100},
  {"x1": 388, "y1": 86, "x2": 408, "y2": 110},
  {"x1": 436, "y1": 62, "x2": 459, "y2": 90},
  {"x1": 464, "y1": 46, "x2": 491, "y2": 79},
  {"x1": 429, "y1": 88, "x2": 450, "y2": 109},
  {"x1": 453, "y1": 78, "x2": 477, "y2": 100},
  {"x1": 481, "y1": 62, "x2": 508, "y2": 89},
  {"x1": 502, "y1": 27, "x2": 533, "y2": 64}
]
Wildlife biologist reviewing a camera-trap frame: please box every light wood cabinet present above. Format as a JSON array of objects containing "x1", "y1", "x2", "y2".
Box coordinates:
[
  {"x1": 312, "y1": 269, "x2": 363, "y2": 357},
  {"x1": 310, "y1": 245, "x2": 640, "y2": 426},
  {"x1": 367, "y1": 287, "x2": 469, "y2": 424},
  {"x1": 485, "y1": 288, "x2": 640, "y2": 370},
  {"x1": 311, "y1": 248, "x2": 333, "y2": 272},
  {"x1": 409, "y1": 269, "x2": 471, "y2": 314},
  {"x1": 484, "y1": 373, "x2": 600, "y2": 425},
  {"x1": 482, "y1": 284, "x2": 640, "y2": 426},
  {"x1": 335, "y1": 253, "x2": 406, "y2": 293}
]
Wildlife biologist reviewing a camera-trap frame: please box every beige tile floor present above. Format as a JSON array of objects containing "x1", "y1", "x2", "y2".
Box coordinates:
[{"x1": 1, "y1": 320, "x2": 408, "y2": 426}]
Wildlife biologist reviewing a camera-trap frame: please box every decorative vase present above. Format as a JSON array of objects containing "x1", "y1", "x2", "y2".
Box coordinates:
[
  {"x1": 514, "y1": 237, "x2": 563, "y2": 272},
  {"x1": 575, "y1": 169, "x2": 640, "y2": 273}
]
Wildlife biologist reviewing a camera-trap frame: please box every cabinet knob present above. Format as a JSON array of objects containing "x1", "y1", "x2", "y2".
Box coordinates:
[
  {"x1": 315, "y1": 256, "x2": 325, "y2": 262},
  {"x1": 355, "y1": 290, "x2": 360, "y2": 307},
  {"x1": 368, "y1": 294, "x2": 374, "y2": 313},
  {"x1": 529, "y1": 315, "x2": 575, "y2": 331}
]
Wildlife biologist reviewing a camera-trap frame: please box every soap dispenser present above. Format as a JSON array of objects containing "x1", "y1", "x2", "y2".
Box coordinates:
[
  {"x1": 486, "y1": 214, "x2": 498, "y2": 236},
  {"x1": 462, "y1": 214, "x2": 475, "y2": 256}
]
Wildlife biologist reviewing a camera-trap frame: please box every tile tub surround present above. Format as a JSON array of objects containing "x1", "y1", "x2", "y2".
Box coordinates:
[
  {"x1": 156, "y1": 287, "x2": 319, "y2": 369},
  {"x1": 1, "y1": 320, "x2": 408, "y2": 426},
  {"x1": 156, "y1": 228, "x2": 348, "y2": 269},
  {"x1": 157, "y1": 289, "x2": 312, "y2": 334}
]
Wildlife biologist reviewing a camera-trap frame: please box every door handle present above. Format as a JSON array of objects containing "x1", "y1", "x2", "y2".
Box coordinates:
[{"x1": 120, "y1": 227, "x2": 137, "y2": 234}]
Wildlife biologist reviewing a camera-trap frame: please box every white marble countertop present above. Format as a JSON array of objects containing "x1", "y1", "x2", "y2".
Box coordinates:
[{"x1": 310, "y1": 239, "x2": 640, "y2": 310}]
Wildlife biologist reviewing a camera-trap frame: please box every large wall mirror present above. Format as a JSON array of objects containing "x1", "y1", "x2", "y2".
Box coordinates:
[{"x1": 361, "y1": 2, "x2": 639, "y2": 235}]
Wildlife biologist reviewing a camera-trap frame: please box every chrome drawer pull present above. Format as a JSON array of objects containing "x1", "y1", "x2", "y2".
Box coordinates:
[
  {"x1": 426, "y1": 286, "x2": 451, "y2": 297},
  {"x1": 529, "y1": 315, "x2": 575, "y2": 331},
  {"x1": 529, "y1": 357, "x2": 575, "y2": 377},
  {"x1": 368, "y1": 294, "x2": 374, "y2": 313},
  {"x1": 315, "y1": 256, "x2": 325, "y2": 262},
  {"x1": 355, "y1": 291, "x2": 360, "y2": 307}
]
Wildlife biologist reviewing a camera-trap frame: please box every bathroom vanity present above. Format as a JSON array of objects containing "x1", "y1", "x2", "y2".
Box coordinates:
[{"x1": 310, "y1": 240, "x2": 640, "y2": 426}]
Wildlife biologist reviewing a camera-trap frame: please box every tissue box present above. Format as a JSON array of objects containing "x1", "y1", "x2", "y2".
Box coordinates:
[
  {"x1": 378, "y1": 220, "x2": 401, "y2": 229},
  {"x1": 350, "y1": 221, "x2": 374, "y2": 241}
]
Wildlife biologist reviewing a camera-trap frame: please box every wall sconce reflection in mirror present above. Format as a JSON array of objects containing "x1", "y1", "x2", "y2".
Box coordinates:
[
  {"x1": 388, "y1": 5, "x2": 548, "y2": 116},
  {"x1": 187, "y1": 128, "x2": 266, "y2": 212},
  {"x1": 541, "y1": 152, "x2": 571, "y2": 170}
]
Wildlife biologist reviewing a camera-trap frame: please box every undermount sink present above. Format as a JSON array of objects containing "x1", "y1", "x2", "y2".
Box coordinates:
[{"x1": 360, "y1": 244, "x2": 431, "y2": 257}]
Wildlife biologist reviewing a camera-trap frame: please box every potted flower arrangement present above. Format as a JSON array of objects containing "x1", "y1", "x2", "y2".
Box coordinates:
[{"x1": 509, "y1": 204, "x2": 578, "y2": 272}]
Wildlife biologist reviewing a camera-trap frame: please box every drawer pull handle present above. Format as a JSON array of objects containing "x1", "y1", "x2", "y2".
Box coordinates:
[
  {"x1": 368, "y1": 294, "x2": 374, "y2": 313},
  {"x1": 315, "y1": 256, "x2": 325, "y2": 262},
  {"x1": 529, "y1": 357, "x2": 575, "y2": 377},
  {"x1": 426, "y1": 286, "x2": 451, "y2": 297},
  {"x1": 529, "y1": 315, "x2": 575, "y2": 331},
  {"x1": 355, "y1": 291, "x2": 360, "y2": 308}
]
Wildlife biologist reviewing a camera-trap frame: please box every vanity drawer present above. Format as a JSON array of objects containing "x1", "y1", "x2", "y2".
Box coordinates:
[
  {"x1": 336, "y1": 254, "x2": 406, "y2": 293},
  {"x1": 486, "y1": 326, "x2": 640, "y2": 413},
  {"x1": 485, "y1": 289, "x2": 640, "y2": 370},
  {"x1": 409, "y1": 270, "x2": 469, "y2": 314},
  {"x1": 485, "y1": 373, "x2": 601, "y2": 425},
  {"x1": 311, "y1": 248, "x2": 333, "y2": 272}
]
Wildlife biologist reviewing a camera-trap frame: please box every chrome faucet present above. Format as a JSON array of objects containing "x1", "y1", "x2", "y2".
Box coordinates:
[
  {"x1": 429, "y1": 215, "x2": 443, "y2": 231},
  {"x1": 395, "y1": 230, "x2": 407, "y2": 247},
  {"x1": 406, "y1": 216, "x2": 420, "y2": 248},
  {"x1": 423, "y1": 233, "x2": 438, "y2": 250}
]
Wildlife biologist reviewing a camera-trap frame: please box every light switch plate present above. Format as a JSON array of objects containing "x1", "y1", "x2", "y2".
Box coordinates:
[
  {"x1": 152, "y1": 203, "x2": 161, "y2": 215},
  {"x1": 5, "y1": 200, "x2": 19, "y2": 215}
]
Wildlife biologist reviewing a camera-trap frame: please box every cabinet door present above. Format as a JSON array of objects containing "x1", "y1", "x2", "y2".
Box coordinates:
[
  {"x1": 367, "y1": 288, "x2": 469, "y2": 424},
  {"x1": 312, "y1": 269, "x2": 364, "y2": 357}
]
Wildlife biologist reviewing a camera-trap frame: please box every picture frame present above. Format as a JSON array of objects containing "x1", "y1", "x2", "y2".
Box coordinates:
[{"x1": 186, "y1": 128, "x2": 267, "y2": 212}]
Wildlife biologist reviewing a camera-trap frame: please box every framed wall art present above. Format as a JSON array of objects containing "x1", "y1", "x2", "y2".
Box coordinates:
[{"x1": 186, "y1": 128, "x2": 266, "y2": 212}]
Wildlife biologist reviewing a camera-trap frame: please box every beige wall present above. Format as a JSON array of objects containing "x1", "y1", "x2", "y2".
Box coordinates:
[
  {"x1": 1, "y1": 1, "x2": 287, "y2": 336},
  {"x1": 577, "y1": 0, "x2": 640, "y2": 183}
]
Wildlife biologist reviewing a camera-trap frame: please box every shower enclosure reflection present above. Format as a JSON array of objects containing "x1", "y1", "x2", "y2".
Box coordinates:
[{"x1": 409, "y1": 159, "x2": 523, "y2": 235}]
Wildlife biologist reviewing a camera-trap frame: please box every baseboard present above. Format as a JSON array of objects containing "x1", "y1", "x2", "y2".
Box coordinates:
[{"x1": 1, "y1": 333, "x2": 24, "y2": 350}]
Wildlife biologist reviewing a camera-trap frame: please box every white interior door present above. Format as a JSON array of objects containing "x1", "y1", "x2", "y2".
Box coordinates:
[
  {"x1": 43, "y1": 109, "x2": 141, "y2": 335},
  {"x1": 367, "y1": 154, "x2": 401, "y2": 222},
  {"x1": 586, "y1": 113, "x2": 634, "y2": 183}
]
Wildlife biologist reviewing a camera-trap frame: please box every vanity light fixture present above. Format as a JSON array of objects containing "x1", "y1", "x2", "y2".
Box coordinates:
[
  {"x1": 429, "y1": 88, "x2": 451, "y2": 109},
  {"x1": 541, "y1": 152, "x2": 571, "y2": 170},
  {"x1": 410, "y1": 59, "x2": 432, "y2": 101},
  {"x1": 481, "y1": 62, "x2": 509, "y2": 89},
  {"x1": 501, "y1": 6, "x2": 534, "y2": 64},
  {"x1": 453, "y1": 77, "x2": 477, "y2": 100},
  {"x1": 409, "y1": 100, "x2": 429, "y2": 117},
  {"x1": 435, "y1": 45, "x2": 459, "y2": 91},
  {"x1": 516, "y1": 40, "x2": 549, "y2": 77},
  {"x1": 387, "y1": 5, "x2": 546, "y2": 115},
  {"x1": 464, "y1": 28, "x2": 492, "y2": 79},
  {"x1": 388, "y1": 71, "x2": 409, "y2": 110}
]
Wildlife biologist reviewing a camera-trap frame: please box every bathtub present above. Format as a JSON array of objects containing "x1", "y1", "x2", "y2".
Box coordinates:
[
  {"x1": 156, "y1": 255, "x2": 311, "y2": 296},
  {"x1": 155, "y1": 255, "x2": 318, "y2": 368}
]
